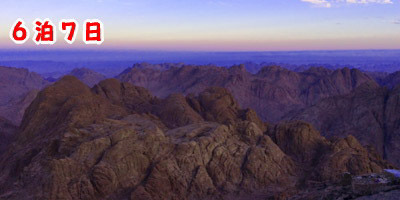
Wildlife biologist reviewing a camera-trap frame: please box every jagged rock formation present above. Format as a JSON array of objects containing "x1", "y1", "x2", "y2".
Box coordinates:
[
  {"x1": 117, "y1": 64, "x2": 373, "y2": 122},
  {"x1": 289, "y1": 82, "x2": 400, "y2": 167},
  {"x1": 0, "y1": 66, "x2": 49, "y2": 125},
  {"x1": 69, "y1": 68, "x2": 107, "y2": 87},
  {"x1": 0, "y1": 76, "x2": 392, "y2": 200}
]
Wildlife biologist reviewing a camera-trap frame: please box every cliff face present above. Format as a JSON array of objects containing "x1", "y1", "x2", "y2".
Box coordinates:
[
  {"x1": 0, "y1": 77, "x2": 391, "y2": 200},
  {"x1": 117, "y1": 64, "x2": 373, "y2": 122},
  {"x1": 0, "y1": 66, "x2": 49, "y2": 125},
  {"x1": 289, "y1": 82, "x2": 400, "y2": 167},
  {"x1": 0, "y1": 117, "x2": 17, "y2": 155}
]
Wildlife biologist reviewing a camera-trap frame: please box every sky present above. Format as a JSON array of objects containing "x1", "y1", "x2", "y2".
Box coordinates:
[{"x1": 0, "y1": 0, "x2": 399, "y2": 51}]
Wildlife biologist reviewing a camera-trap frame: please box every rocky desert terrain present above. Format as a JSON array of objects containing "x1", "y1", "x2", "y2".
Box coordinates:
[{"x1": 1, "y1": 64, "x2": 400, "y2": 199}]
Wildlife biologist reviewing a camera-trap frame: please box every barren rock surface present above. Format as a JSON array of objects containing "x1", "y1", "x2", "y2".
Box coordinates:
[
  {"x1": 290, "y1": 82, "x2": 400, "y2": 167},
  {"x1": 69, "y1": 68, "x2": 107, "y2": 87},
  {"x1": 117, "y1": 64, "x2": 373, "y2": 122},
  {"x1": 0, "y1": 66, "x2": 49, "y2": 125},
  {"x1": 0, "y1": 117, "x2": 17, "y2": 155},
  {"x1": 0, "y1": 77, "x2": 392, "y2": 200}
]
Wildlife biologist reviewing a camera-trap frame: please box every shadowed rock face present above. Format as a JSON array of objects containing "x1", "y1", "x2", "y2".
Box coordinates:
[
  {"x1": 0, "y1": 66, "x2": 49, "y2": 125},
  {"x1": 0, "y1": 77, "x2": 392, "y2": 200},
  {"x1": 382, "y1": 71, "x2": 400, "y2": 89},
  {"x1": 368, "y1": 70, "x2": 400, "y2": 89},
  {"x1": 69, "y1": 68, "x2": 107, "y2": 87},
  {"x1": 117, "y1": 64, "x2": 373, "y2": 122},
  {"x1": 289, "y1": 82, "x2": 400, "y2": 167},
  {"x1": 0, "y1": 117, "x2": 17, "y2": 155},
  {"x1": 366, "y1": 70, "x2": 400, "y2": 88}
]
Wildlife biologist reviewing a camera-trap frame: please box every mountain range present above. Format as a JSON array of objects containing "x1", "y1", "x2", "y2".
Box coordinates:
[
  {"x1": 115, "y1": 63, "x2": 400, "y2": 167},
  {"x1": 0, "y1": 76, "x2": 394, "y2": 199},
  {"x1": 1, "y1": 63, "x2": 400, "y2": 199},
  {"x1": 117, "y1": 64, "x2": 373, "y2": 122}
]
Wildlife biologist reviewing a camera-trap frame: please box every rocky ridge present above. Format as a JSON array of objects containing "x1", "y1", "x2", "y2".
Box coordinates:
[
  {"x1": 117, "y1": 64, "x2": 374, "y2": 122},
  {"x1": 0, "y1": 76, "x2": 393, "y2": 200},
  {"x1": 289, "y1": 82, "x2": 400, "y2": 167},
  {"x1": 68, "y1": 67, "x2": 107, "y2": 87},
  {"x1": 0, "y1": 66, "x2": 49, "y2": 125}
]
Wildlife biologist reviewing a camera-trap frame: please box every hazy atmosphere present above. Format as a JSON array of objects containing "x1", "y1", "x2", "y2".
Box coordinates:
[
  {"x1": 0, "y1": 0, "x2": 399, "y2": 50},
  {"x1": 1, "y1": 1, "x2": 400, "y2": 200}
]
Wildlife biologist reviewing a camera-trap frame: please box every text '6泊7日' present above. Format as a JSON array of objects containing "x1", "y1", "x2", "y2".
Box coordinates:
[{"x1": 10, "y1": 19, "x2": 104, "y2": 45}]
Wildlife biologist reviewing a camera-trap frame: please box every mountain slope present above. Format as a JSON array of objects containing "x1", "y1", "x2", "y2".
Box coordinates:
[
  {"x1": 381, "y1": 71, "x2": 400, "y2": 88},
  {"x1": 288, "y1": 82, "x2": 400, "y2": 167},
  {"x1": 68, "y1": 67, "x2": 106, "y2": 87},
  {"x1": 0, "y1": 77, "x2": 392, "y2": 200},
  {"x1": 0, "y1": 117, "x2": 17, "y2": 155},
  {"x1": 117, "y1": 64, "x2": 374, "y2": 122},
  {"x1": 0, "y1": 66, "x2": 49, "y2": 125},
  {"x1": 367, "y1": 70, "x2": 400, "y2": 88}
]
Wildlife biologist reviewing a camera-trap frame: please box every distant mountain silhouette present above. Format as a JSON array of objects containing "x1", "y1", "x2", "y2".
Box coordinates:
[
  {"x1": 68, "y1": 67, "x2": 107, "y2": 87},
  {"x1": 117, "y1": 63, "x2": 374, "y2": 122}
]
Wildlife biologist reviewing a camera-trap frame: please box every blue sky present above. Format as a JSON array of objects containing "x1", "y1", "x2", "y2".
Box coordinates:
[{"x1": 0, "y1": 0, "x2": 399, "y2": 51}]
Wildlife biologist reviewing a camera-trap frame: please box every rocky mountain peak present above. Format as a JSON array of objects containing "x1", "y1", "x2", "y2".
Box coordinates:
[
  {"x1": 69, "y1": 67, "x2": 106, "y2": 87},
  {"x1": 0, "y1": 76, "x2": 393, "y2": 200}
]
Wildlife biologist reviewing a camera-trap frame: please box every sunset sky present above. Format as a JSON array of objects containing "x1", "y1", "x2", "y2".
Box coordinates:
[{"x1": 0, "y1": 0, "x2": 399, "y2": 51}]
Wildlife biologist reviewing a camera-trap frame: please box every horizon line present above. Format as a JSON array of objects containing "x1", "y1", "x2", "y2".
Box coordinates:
[{"x1": 0, "y1": 48, "x2": 399, "y2": 53}]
